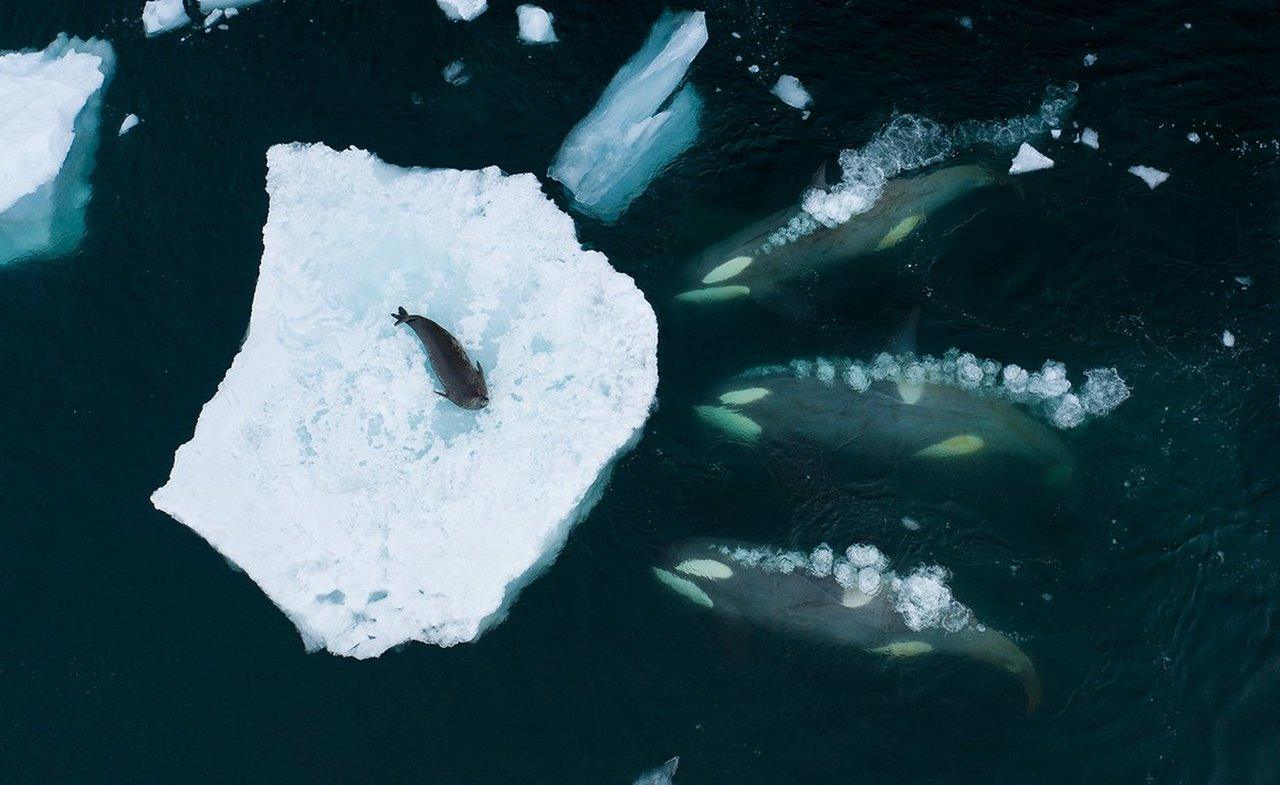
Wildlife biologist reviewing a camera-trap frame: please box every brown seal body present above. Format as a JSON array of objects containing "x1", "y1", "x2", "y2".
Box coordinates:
[{"x1": 393, "y1": 307, "x2": 489, "y2": 410}]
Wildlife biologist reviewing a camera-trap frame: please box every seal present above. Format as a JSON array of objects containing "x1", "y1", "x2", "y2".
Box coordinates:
[{"x1": 392, "y1": 306, "x2": 489, "y2": 410}]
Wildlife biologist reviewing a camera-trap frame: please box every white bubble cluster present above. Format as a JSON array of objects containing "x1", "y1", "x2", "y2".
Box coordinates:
[
  {"x1": 741, "y1": 350, "x2": 1129, "y2": 429},
  {"x1": 715, "y1": 543, "x2": 975, "y2": 633},
  {"x1": 763, "y1": 87, "x2": 1075, "y2": 250}
]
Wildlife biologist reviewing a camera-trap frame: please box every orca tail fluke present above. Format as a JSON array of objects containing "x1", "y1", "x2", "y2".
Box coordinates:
[{"x1": 393, "y1": 306, "x2": 411, "y2": 326}]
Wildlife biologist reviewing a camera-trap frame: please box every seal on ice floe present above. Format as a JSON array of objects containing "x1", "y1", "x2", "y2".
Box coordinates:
[{"x1": 393, "y1": 306, "x2": 489, "y2": 410}]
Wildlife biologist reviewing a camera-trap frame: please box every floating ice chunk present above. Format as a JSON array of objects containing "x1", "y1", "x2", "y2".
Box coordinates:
[
  {"x1": 1080, "y1": 367, "x2": 1130, "y2": 414},
  {"x1": 1009, "y1": 142, "x2": 1054, "y2": 174},
  {"x1": 633, "y1": 757, "x2": 680, "y2": 785},
  {"x1": 1235, "y1": 275, "x2": 1252, "y2": 287},
  {"x1": 442, "y1": 60, "x2": 471, "y2": 86},
  {"x1": 1222, "y1": 330, "x2": 1236, "y2": 347},
  {"x1": 436, "y1": 0, "x2": 487, "y2": 22},
  {"x1": 747, "y1": 64, "x2": 760, "y2": 74},
  {"x1": 770, "y1": 74, "x2": 812, "y2": 110},
  {"x1": 1187, "y1": 131, "x2": 1200, "y2": 143},
  {"x1": 959, "y1": 16, "x2": 973, "y2": 30},
  {"x1": 1128, "y1": 165, "x2": 1169, "y2": 189},
  {"x1": 901, "y1": 516, "x2": 921, "y2": 531},
  {"x1": 118, "y1": 113, "x2": 140, "y2": 135},
  {"x1": 0, "y1": 35, "x2": 115, "y2": 267},
  {"x1": 1083, "y1": 53, "x2": 1097, "y2": 66},
  {"x1": 151, "y1": 143, "x2": 659, "y2": 658},
  {"x1": 1080, "y1": 127, "x2": 1099, "y2": 149},
  {"x1": 142, "y1": 0, "x2": 264, "y2": 35},
  {"x1": 1050, "y1": 128, "x2": 1061, "y2": 139},
  {"x1": 548, "y1": 10, "x2": 708, "y2": 222},
  {"x1": 516, "y1": 5, "x2": 557, "y2": 44}
]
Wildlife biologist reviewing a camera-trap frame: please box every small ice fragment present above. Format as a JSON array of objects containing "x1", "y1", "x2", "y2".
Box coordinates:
[
  {"x1": 1050, "y1": 128, "x2": 1062, "y2": 139},
  {"x1": 1009, "y1": 142, "x2": 1054, "y2": 174},
  {"x1": 436, "y1": 0, "x2": 488, "y2": 22},
  {"x1": 959, "y1": 16, "x2": 973, "y2": 30},
  {"x1": 1080, "y1": 127, "x2": 1099, "y2": 149},
  {"x1": 1235, "y1": 275, "x2": 1252, "y2": 287},
  {"x1": 901, "y1": 516, "x2": 921, "y2": 531},
  {"x1": 747, "y1": 64, "x2": 760, "y2": 74},
  {"x1": 118, "y1": 113, "x2": 140, "y2": 136},
  {"x1": 1184, "y1": 22, "x2": 1192, "y2": 29},
  {"x1": 1187, "y1": 132, "x2": 1200, "y2": 143},
  {"x1": 731, "y1": 31, "x2": 741, "y2": 39},
  {"x1": 1128, "y1": 165, "x2": 1169, "y2": 189},
  {"x1": 217, "y1": 23, "x2": 229, "y2": 30},
  {"x1": 1042, "y1": 593, "x2": 1053, "y2": 601},
  {"x1": 770, "y1": 74, "x2": 812, "y2": 110},
  {"x1": 516, "y1": 5, "x2": 557, "y2": 44},
  {"x1": 1222, "y1": 330, "x2": 1236, "y2": 347},
  {"x1": 633, "y1": 757, "x2": 680, "y2": 785},
  {"x1": 548, "y1": 10, "x2": 708, "y2": 222},
  {"x1": 224, "y1": 7, "x2": 239, "y2": 17},
  {"x1": 204, "y1": 9, "x2": 224, "y2": 27},
  {"x1": 1083, "y1": 53, "x2": 1097, "y2": 66},
  {"x1": 442, "y1": 60, "x2": 470, "y2": 86}
]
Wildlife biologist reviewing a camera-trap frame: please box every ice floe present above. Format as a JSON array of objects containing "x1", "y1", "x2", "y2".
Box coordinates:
[
  {"x1": 633, "y1": 758, "x2": 680, "y2": 785},
  {"x1": 768, "y1": 87, "x2": 1073, "y2": 247},
  {"x1": 1222, "y1": 330, "x2": 1236, "y2": 347},
  {"x1": 1080, "y1": 127, "x2": 1099, "y2": 149},
  {"x1": 741, "y1": 351, "x2": 1129, "y2": 429},
  {"x1": 770, "y1": 74, "x2": 811, "y2": 110},
  {"x1": 1009, "y1": 142, "x2": 1054, "y2": 174},
  {"x1": 152, "y1": 143, "x2": 659, "y2": 658},
  {"x1": 548, "y1": 9, "x2": 708, "y2": 222},
  {"x1": 118, "y1": 113, "x2": 140, "y2": 136},
  {"x1": 1083, "y1": 53, "x2": 1097, "y2": 66},
  {"x1": 437, "y1": 0, "x2": 487, "y2": 22},
  {"x1": 718, "y1": 543, "x2": 974, "y2": 633},
  {"x1": 516, "y1": 5, "x2": 557, "y2": 44},
  {"x1": 1187, "y1": 132, "x2": 1201, "y2": 143},
  {"x1": 142, "y1": 0, "x2": 264, "y2": 36},
  {"x1": 442, "y1": 60, "x2": 471, "y2": 86},
  {"x1": 0, "y1": 35, "x2": 114, "y2": 267},
  {"x1": 1128, "y1": 165, "x2": 1169, "y2": 189}
]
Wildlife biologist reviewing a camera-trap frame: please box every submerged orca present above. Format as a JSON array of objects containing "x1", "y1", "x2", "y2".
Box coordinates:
[
  {"x1": 393, "y1": 306, "x2": 489, "y2": 410},
  {"x1": 676, "y1": 164, "x2": 1001, "y2": 307},
  {"x1": 654, "y1": 539, "x2": 1042, "y2": 712}
]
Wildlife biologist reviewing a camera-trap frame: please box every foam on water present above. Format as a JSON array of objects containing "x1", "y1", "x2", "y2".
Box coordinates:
[
  {"x1": 151, "y1": 143, "x2": 659, "y2": 658},
  {"x1": 717, "y1": 543, "x2": 974, "y2": 633},
  {"x1": 0, "y1": 35, "x2": 115, "y2": 266},
  {"x1": 740, "y1": 350, "x2": 1130, "y2": 429},
  {"x1": 766, "y1": 86, "x2": 1074, "y2": 248}
]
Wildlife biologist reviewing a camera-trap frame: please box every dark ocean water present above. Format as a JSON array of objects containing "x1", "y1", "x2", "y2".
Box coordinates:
[{"x1": 1, "y1": 0, "x2": 1278, "y2": 783}]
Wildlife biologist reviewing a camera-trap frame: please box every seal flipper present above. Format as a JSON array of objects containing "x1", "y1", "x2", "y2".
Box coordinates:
[{"x1": 393, "y1": 306, "x2": 412, "y2": 326}]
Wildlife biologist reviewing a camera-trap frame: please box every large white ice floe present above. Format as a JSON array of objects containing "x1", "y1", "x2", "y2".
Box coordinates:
[
  {"x1": 437, "y1": 0, "x2": 488, "y2": 22},
  {"x1": 742, "y1": 351, "x2": 1130, "y2": 429},
  {"x1": 0, "y1": 35, "x2": 114, "y2": 267},
  {"x1": 152, "y1": 143, "x2": 659, "y2": 658},
  {"x1": 548, "y1": 9, "x2": 708, "y2": 222},
  {"x1": 516, "y1": 5, "x2": 557, "y2": 44},
  {"x1": 1009, "y1": 142, "x2": 1054, "y2": 174},
  {"x1": 142, "y1": 0, "x2": 264, "y2": 36},
  {"x1": 767, "y1": 86, "x2": 1074, "y2": 248}
]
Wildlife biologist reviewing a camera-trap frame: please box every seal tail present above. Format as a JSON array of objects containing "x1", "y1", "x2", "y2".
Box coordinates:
[{"x1": 392, "y1": 306, "x2": 412, "y2": 326}]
